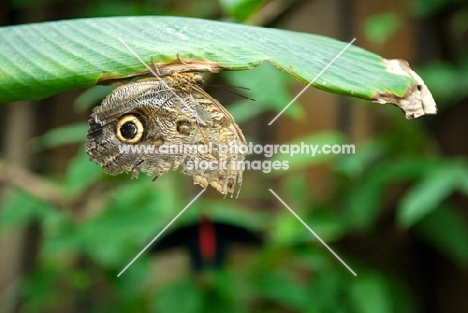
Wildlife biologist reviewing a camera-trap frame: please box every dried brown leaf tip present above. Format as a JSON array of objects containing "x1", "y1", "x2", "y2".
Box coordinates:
[{"x1": 375, "y1": 59, "x2": 437, "y2": 119}]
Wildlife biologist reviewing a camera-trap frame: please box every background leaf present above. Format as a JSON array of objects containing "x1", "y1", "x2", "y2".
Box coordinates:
[
  {"x1": 154, "y1": 280, "x2": 203, "y2": 313},
  {"x1": 398, "y1": 160, "x2": 468, "y2": 227},
  {"x1": 224, "y1": 62, "x2": 305, "y2": 123},
  {"x1": 364, "y1": 12, "x2": 402, "y2": 46},
  {"x1": 349, "y1": 273, "x2": 392, "y2": 313}
]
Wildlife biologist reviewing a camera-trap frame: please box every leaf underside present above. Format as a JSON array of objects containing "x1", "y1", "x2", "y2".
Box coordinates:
[{"x1": 0, "y1": 16, "x2": 436, "y2": 118}]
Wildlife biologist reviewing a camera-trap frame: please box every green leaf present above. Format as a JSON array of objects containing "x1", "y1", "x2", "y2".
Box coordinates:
[
  {"x1": 415, "y1": 205, "x2": 468, "y2": 265},
  {"x1": 201, "y1": 199, "x2": 267, "y2": 230},
  {"x1": 224, "y1": 62, "x2": 305, "y2": 123},
  {"x1": 36, "y1": 122, "x2": 88, "y2": 150},
  {"x1": 283, "y1": 173, "x2": 310, "y2": 208},
  {"x1": 398, "y1": 161, "x2": 467, "y2": 227},
  {"x1": 336, "y1": 139, "x2": 385, "y2": 178},
  {"x1": 41, "y1": 223, "x2": 80, "y2": 260},
  {"x1": 417, "y1": 61, "x2": 468, "y2": 105},
  {"x1": 345, "y1": 157, "x2": 438, "y2": 229},
  {"x1": 270, "y1": 131, "x2": 346, "y2": 175},
  {"x1": 349, "y1": 273, "x2": 392, "y2": 313},
  {"x1": 64, "y1": 148, "x2": 103, "y2": 196},
  {"x1": 22, "y1": 268, "x2": 61, "y2": 311},
  {"x1": 255, "y1": 270, "x2": 308, "y2": 310},
  {"x1": 74, "y1": 85, "x2": 116, "y2": 112},
  {"x1": 0, "y1": 189, "x2": 57, "y2": 230},
  {"x1": 0, "y1": 16, "x2": 433, "y2": 118},
  {"x1": 154, "y1": 280, "x2": 203, "y2": 313},
  {"x1": 272, "y1": 210, "x2": 344, "y2": 245},
  {"x1": 364, "y1": 12, "x2": 402, "y2": 46},
  {"x1": 202, "y1": 273, "x2": 244, "y2": 313},
  {"x1": 271, "y1": 213, "x2": 309, "y2": 244},
  {"x1": 303, "y1": 270, "x2": 345, "y2": 311},
  {"x1": 76, "y1": 177, "x2": 181, "y2": 266},
  {"x1": 219, "y1": 0, "x2": 265, "y2": 22}
]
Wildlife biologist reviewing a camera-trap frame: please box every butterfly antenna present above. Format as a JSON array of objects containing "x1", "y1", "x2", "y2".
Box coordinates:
[
  {"x1": 205, "y1": 84, "x2": 256, "y2": 101},
  {"x1": 209, "y1": 84, "x2": 250, "y2": 91}
]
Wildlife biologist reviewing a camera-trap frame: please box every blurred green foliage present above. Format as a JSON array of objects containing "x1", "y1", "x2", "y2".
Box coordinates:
[
  {"x1": 1, "y1": 0, "x2": 468, "y2": 312},
  {"x1": 364, "y1": 12, "x2": 402, "y2": 47}
]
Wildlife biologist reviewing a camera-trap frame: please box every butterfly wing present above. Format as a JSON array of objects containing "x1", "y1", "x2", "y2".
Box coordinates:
[
  {"x1": 181, "y1": 82, "x2": 247, "y2": 196},
  {"x1": 86, "y1": 78, "x2": 196, "y2": 179},
  {"x1": 85, "y1": 74, "x2": 247, "y2": 196}
]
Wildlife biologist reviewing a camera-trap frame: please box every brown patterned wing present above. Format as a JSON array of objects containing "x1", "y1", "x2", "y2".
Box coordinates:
[{"x1": 85, "y1": 73, "x2": 247, "y2": 197}]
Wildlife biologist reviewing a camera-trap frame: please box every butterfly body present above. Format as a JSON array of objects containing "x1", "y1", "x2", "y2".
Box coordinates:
[{"x1": 86, "y1": 73, "x2": 246, "y2": 196}]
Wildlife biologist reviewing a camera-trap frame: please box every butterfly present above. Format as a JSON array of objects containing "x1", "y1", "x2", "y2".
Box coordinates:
[{"x1": 85, "y1": 73, "x2": 247, "y2": 197}]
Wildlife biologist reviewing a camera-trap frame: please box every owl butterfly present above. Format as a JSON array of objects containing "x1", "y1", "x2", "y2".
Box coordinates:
[{"x1": 85, "y1": 72, "x2": 247, "y2": 197}]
